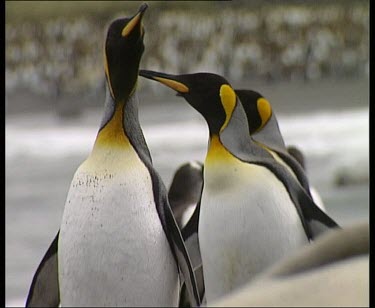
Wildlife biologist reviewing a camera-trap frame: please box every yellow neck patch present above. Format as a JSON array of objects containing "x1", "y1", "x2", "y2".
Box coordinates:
[
  {"x1": 257, "y1": 98, "x2": 272, "y2": 130},
  {"x1": 205, "y1": 135, "x2": 235, "y2": 166},
  {"x1": 154, "y1": 77, "x2": 189, "y2": 93},
  {"x1": 103, "y1": 48, "x2": 115, "y2": 99},
  {"x1": 219, "y1": 84, "x2": 236, "y2": 132},
  {"x1": 122, "y1": 12, "x2": 142, "y2": 37},
  {"x1": 93, "y1": 102, "x2": 130, "y2": 149}
]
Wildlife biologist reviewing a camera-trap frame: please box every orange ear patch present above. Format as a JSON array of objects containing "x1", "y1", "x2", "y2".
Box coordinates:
[
  {"x1": 219, "y1": 84, "x2": 236, "y2": 132},
  {"x1": 257, "y1": 98, "x2": 272, "y2": 129}
]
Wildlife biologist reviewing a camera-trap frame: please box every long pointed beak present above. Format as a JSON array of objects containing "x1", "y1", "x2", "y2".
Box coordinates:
[
  {"x1": 139, "y1": 69, "x2": 189, "y2": 93},
  {"x1": 122, "y1": 3, "x2": 148, "y2": 37}
]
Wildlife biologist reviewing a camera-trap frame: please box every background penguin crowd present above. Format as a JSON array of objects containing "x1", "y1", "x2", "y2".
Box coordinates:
[{"x1": 26, "y1": 3, "x2": 340, "y2": 307}]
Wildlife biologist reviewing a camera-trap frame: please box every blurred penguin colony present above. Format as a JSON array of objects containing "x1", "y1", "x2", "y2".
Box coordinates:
[
  {"x1": 24, "y1": 2, "x2": 368, "y2": 308},
  {"x1": 6, "y1": 1, "x2": 368, "y2": 100}
]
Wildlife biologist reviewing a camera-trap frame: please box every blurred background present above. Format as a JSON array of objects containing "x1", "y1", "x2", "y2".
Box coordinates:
[{"x1": 6, "y1": 1, "x2": 369, "y2": 306}]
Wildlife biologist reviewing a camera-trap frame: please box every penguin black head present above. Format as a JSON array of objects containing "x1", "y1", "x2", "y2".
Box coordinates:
[
  {"x1": 139, "y1": 70, "x2": 237, "y2": 135},
  {"x1": 104, "y1": 3, "x2": 148, "y2": 101},
  {"x1": 235, "y1": 89, "x2": 273, "y2": 134}
]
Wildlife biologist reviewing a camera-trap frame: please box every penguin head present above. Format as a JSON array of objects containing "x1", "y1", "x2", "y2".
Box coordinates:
[
  {"x1": 139, "y1": 70, "x2": 237, "y2": 135},
  {"x1": 104, "y1": 3, "x2": 148, "y2": 102},
  {"x1": 235, "y1": 89, "x2": 273, "y2": 134}
]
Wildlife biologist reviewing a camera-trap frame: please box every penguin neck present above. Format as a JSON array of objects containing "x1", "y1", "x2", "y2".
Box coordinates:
[
  {"x1": 213, "y1": 102, "x2": 272, "y2": 163},
  {"x1": 252, "y1": 113, "x2": 287, "y2": 154},
  {"x1": 205, "y1": 134, "x2": 235, "y2": 167},
  {"x1": 93, "y1": 93, "x2": 129, "y2": 150},
  {"x1": 205, "y1": 102, "x2": 250, "y2": 166},
  {"x1": 92, "y1": 86, "x2": 152, "y2": 165}
]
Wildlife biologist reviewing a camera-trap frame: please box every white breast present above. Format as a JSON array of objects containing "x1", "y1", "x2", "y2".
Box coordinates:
[
  {"x1": 199, "y1": 160, "x2": 309, "y2": 303},
  {"x1": 58, "y1": 146, "x2": 179, "y2": 306}
]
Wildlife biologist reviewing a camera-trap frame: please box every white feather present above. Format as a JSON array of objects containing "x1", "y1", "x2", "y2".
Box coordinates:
[
  {"x1": 199, "y1": 160, "x2": 309, "y2": 303},
  {"x1": 58, "y1": 146, "x2": 179, "y2": 306}
]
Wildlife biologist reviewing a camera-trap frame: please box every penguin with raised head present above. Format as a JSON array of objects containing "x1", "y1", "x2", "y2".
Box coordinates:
[
  {"x1": 26, "y1": 5, "x2": 200, "y2": 307},
  {"x1": 139, "y1": 70, "x2": 339, "y2": 303}
]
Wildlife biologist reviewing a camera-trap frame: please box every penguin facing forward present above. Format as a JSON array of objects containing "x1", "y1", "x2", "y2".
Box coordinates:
[
  {"x1": 26, "y1": 5, "x2": 199, "y2": 307},
  {"x1": 139, "y1": 70, "x2": 339, "y2": 303}
]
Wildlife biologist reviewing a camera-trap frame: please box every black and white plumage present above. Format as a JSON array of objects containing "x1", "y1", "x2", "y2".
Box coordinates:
[
  {"x1": 26, "y1": 5, "x2": 199, "y2": 307},
  {"x1": 139, "y1": 70, "x2": 340, "y2": 303}
]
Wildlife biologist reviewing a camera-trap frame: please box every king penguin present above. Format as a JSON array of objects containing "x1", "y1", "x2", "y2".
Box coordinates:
[
  {"x1": 172, "y1": 89, "x2": 327, "y2": 231},
  {"x1": 138, "y1": 70, "x2": 340, "y2": 303},
  {"x1": 167, "y1": 89, "x2": 330, "y2": 304},
  {"x1": 25, "y1": 5, "x2": 200, "y2": 307}
]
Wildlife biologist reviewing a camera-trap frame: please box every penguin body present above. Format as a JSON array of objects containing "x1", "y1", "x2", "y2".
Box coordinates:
[
  {"x1": 58, "y1": 97, "x2": 178, "y2": 306},
  {"x1": 171, "y1": 89, "x2": 324, "y2": 233},
  {"x1": 139, "y1": 70, "x2": 339, "y2": 303},
  {"x1": 26, "y1": 5, "x2": 199, "y2": 307},
  {"x1": 200, "y1": 136, "x2": 307, "y2": 300}
]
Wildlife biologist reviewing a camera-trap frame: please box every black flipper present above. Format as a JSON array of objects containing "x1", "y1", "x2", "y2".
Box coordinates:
[
  {"x1": 181, "y1": 197, "x2": 200, "y2": 243},
  {"x1": 26, "y1": 231, "x2": 60, "y2": 307},
  {"x1": 181, "y1": 200, "x2": 202, "y2": 269},
  {"x1": 164, "y1": 200, "x2": 201, "y2": 306},
  {"x1": 181, "y1": 199, "x2": 205, "y2": 304},
  {"x1": 297, "y1": 190, "x2": 341, "y2": 239},
  {"x1": 167, "y1": 160, "x2": 205, "y2": 305},
  {"x1": 146, "y1": 168, "x2": 200, "y2": 307},
  {"x1": 274, "y1": 150, "x2": 313, "y2": 198},
  {"x1": 256, "y1": 158, "x2": 340, "y2": 240}
]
